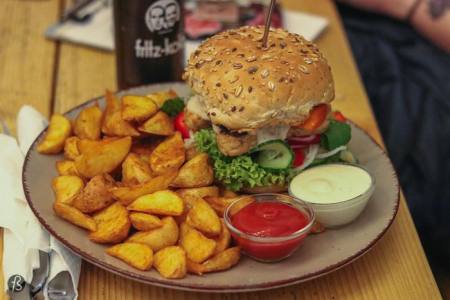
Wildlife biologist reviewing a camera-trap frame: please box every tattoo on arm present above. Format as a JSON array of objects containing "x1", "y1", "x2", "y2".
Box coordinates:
[{"x1": 429, "y1": 0, "x2": 450, "y2": 19}]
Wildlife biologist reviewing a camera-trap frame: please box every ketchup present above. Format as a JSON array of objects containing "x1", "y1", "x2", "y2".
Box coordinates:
[{"x1": 230, "y1": 201, "x2": 311, "y2": 261}]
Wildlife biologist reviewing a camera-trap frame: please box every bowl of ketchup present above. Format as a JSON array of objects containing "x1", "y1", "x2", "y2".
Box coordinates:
[{"x1": 224, "y1": 193, "x2": 315, "y2": 262}]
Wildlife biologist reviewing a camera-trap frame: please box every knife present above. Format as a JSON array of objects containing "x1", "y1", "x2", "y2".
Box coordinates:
[{"x1": 30, "y1": 251, "x2": 50, "y2": 297}]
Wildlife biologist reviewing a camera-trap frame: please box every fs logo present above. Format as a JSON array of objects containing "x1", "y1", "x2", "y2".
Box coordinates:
[
  {"x1": 145, "y1": 0, "x2": 180, "y2": 33},
  {"x1": 8, "y1": 274, "x2": 25, "y2": 292}
]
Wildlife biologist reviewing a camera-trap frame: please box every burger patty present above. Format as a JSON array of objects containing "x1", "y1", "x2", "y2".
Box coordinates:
[
  {"x1": 213, "y1": 125, "x2": 257, "y2": 157},
  {"x1": 185, "y1": 104, "x2": 330, "y2": 157},
  {"x1": 184, "y1": 108, "x2": 210, "y2": 132}
]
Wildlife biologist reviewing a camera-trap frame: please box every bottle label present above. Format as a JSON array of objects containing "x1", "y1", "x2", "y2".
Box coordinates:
[
  {"x1": 145, "y1": 0, "x2": 180, "y2": 33},
  {"x1": 133, "y1": 0, "x2": 183, "y2": 59},
  {"x1": 135, "y1": 33, "x2": 184, "y2": 58}
]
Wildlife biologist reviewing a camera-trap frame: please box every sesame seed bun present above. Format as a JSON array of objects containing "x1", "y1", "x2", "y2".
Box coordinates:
[{"x1": 183, "y1": 26, "x2": 335, "y2": 131}]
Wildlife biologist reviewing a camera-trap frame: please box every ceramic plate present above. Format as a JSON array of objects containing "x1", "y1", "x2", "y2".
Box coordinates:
[{"x1": 23, "y1": 83, "x2": 400, "y2": 292}]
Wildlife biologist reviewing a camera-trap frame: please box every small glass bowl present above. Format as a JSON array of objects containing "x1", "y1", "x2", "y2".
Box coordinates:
[
  {"x1": 224, "y1": 193, "x2": 315, "y2": 263},
  {"x1": 289, "y1": 163, "x2": 376, "y2": 228}
]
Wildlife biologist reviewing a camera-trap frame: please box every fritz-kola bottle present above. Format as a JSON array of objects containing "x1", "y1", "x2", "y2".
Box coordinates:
[{"x1": 114, "y1": 0, "x2": 185, "y2": 88}]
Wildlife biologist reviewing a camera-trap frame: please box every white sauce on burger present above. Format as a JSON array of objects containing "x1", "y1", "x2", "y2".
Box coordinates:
[
  {"x1": 186, "y1": 95, "x2": 209, "y2": 120},
  {"x1": 256, "y1": 125, "x2": 290, "y2": 144}
]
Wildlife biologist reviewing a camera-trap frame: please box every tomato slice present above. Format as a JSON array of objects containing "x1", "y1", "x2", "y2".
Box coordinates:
[
  {"x1": 292, "y1": 148, "x2": 305, "y2": 167},
  {"x1": 333, "y1": 111, "x2": 346, "y2": 122},
  {"x1": 296, "y1": 104, "x2": 329, "y2": 131},
  {"x1": 174, "y1": 112, "x2": 190, "y2": 139}
]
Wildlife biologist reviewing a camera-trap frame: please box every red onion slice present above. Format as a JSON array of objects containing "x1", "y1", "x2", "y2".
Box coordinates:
[{"x1": 288, "y1": 134, "x2": 318, "y2": 142}]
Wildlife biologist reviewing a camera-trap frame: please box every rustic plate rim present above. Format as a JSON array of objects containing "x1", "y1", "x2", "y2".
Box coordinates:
[{"x1": 22, "y1": 84, "x2": 400, "y2": 293}]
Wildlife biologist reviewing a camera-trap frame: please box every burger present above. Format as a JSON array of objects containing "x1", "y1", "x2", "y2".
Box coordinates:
[{"x1": 182, "y1": 26, "x2": 354, "y2": 192}]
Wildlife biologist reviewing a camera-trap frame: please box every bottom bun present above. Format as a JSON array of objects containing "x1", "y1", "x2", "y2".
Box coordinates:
[{"x1": 242, "y1": 184, "x2": 288, "y2": 194}]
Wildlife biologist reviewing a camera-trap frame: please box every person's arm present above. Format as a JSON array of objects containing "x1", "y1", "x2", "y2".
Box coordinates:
[
  {"x1": 410, "y1": 0, "x2": 450, "y2": 53},
  {"x1": 338, "y1": 0, "x2": 450, "y2": 53}
]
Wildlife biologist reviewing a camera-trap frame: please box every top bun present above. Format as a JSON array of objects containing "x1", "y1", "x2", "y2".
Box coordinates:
[{"x1": 183, "y1": 26, "x2": 335, "y2": 130}]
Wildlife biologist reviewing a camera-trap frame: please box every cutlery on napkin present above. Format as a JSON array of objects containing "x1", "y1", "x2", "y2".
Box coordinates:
[{"x1": 1, "y1": 106, "x2": 81, "y2": 299}]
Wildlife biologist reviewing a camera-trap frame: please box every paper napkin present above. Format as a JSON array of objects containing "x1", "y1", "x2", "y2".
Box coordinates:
[{"x1": 1, "y1": 105, "x2": 81, "y2": 299}]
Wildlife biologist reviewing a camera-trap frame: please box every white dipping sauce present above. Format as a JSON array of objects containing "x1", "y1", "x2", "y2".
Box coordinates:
[{"x1": 290, "y1": 164, "x2": 372, "y2": 204}]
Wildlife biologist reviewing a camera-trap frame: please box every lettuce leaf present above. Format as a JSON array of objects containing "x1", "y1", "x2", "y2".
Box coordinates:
[
  {"x1": 320, "y1": 120, "x2": 351, "y2": 150},
  {"x1": 194, "y1": 128, "x2": 291, "y2": 191}
]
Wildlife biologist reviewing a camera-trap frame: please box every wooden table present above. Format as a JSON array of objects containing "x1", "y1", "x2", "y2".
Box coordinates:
[{"x1": 0, "y1": 0, "x2": 442, "y2": 299}]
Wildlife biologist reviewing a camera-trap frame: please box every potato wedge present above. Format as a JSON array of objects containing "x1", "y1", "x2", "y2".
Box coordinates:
[
  {"x1": 228, "y1": 196, "x2": 255, "y2": 215},
  {"x1": 127, "y1": 216, "x2": 178, "y2": 251},
  {"x1": 171, "y1": 153, "x2": 213, "y2": 188},
  {"x1": 56, "y1": 160, "x2": 81, "y2": 177},
  {"x1": 129, "y1": 212, "x2": 163, "y2": 231},
  {"x1": 187, "y1": 247, "x2": 240, "y2": 275},
  {"x1": 74, "y1": 105, "x2": 103, "y2": 140},
  {"x1": 75, "y1": 137, "x2": 131, "y2": 178},
  {"x1": 186, "y1": 198, "x2": 221, "y2": 236},
  {"x1": 121, "y1": 95, "x2": 158, "y2": 122},
  {"x1": 221, "y1": 189, "x2": 238, "y2": 198},
  {"x1": 310, "y1": 221, "x2": 326, "y2": 234},
  {"x1": 200, "y1": 247, "x2": 240, "y2": 273},
  {"x1": 180, "y1": 223, "x2": 216, "y2": 263},
  {"x1": 138, "y1": 111, "x2": 174, "y2": 136},
  {"x1": 154, "y1": 246, "x2": 187, "y2": 279},
  {"x1": 110, "y1": 171, "x2": 177, "y2": 206},
  {"x1": 146, "y1": 90, "x2": 178, "y2": 108},
  {"x1": 89, "y1": 202, "x2": 131, "y2": 244},
  {"x1": 72, "y1": 174, "x2": 116, "y2": 213},
  {"x1": 186, "y1": 259, "x2": 205, "y2": 276},
  {"x1": 203, "y1": 196, "x2": 239, "y2": 217},
  {"x1": 37, "y1": 114, "x2": 72, "y2": 154},
  {"x1": 213, "y1": 220, "x2": 230, "y2": 254},
  {"x1": 76, "y1": 138, "x2": 115, "y2": 154},
  {"x1": 127, "y1": 190, "x2": 184, "y2": 216},
  {"x1": 149, "y1": 132, "x2": 185, "y2": 175},
  {"x1": 102, "y1": 90, "x2": 139, "y2": 137},
  {"x1": 51, "y1": 175, "x2": 84, "y2": 205},
  {"x1": 64, "y1": 136, "x2": 80, "y2": 160},
  {"x1": 185, "y1": 145, "x2": 199, "y2": 161},
  {"x1": 122, "y1": 153, "x2": 153, "y2": 184},
  {"x1": 176, "y1": 186, "x2": 220, "y2": 209},
  {"x1": 106, "y1": 242, "x2": 153, "y2": 271},
  {"x1": 176, "y1": 187, "x2": 220, "y2": 223},
  {"x1": 53, "y1": 202, "x2": 96, "y2": 231},
  {"x1": 130, "y1": 138, "x2": 163, "y2": 164},
  {"x1": 175, "y1": 189, "x2": 223, "y2": 225}
]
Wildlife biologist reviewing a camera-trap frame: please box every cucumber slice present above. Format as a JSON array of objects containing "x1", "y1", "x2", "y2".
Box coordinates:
[{"x1": 253, "y1": 140, "x2": 294, "y2": 170}]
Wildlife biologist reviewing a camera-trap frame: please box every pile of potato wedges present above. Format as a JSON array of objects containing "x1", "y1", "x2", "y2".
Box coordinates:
[{"x1": 38, "y1": 90, "x2": 242, "y2": 279}]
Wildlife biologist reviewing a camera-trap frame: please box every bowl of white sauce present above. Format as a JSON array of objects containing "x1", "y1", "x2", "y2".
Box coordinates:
[{"x1": 288, "y1": 163, "x2": 375, "y2": 228}]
